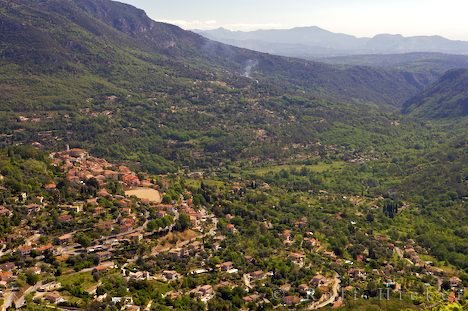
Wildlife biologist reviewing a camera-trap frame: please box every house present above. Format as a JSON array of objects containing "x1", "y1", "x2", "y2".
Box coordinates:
[
  {"x1": 280, "y1": 283, "x2": 292, "y2": 292},
  {"x1": 0, "y1": 271, "x2": 13, "y2": 282},
  {"x1": 450, "y1": 276, "x2": 462, "y2": 288},
  {"x1": 303, "y1": 237, "x2": 317, "y2": 248},
  {"x1": 157, "y1": 204, "x2": 177, "y2": 214},
  {"x1": 298, "y1": 284, "x2": 310, "y2": 295},
  {"x1": 97, "y1": 189, "x2": 111, "y2": 198},
  {"x1": 294, "y1": 220, "x2": 307, "y2": 228},
  {"x1": 44, "y1": 183, "x2": 57, "y2": 190},
  {"x1": 310, "y1": 274, "x2": 327, "y2": 287},
  {"x1": 282, "y1": 230, "x2": 292, "y2": 241},
  {"x1": 288, "y1": 252, "x2": 305, "y2": 266},
  {"x1": 28, "y1": 266, "x2": 42, "y2": 275},
  {"x1": 85, "y1": 197, "x2": 98, "y2": 206},
  {"x1": 57, "y1": 233, "x2": 73, "y2": 244},
  {"x1": 191, "y1": 285, "x2": 214, "y2": 301},
  {"x1": 0, "y1": 262, "x2": 16, "y2": 272},
  {"x1": 243, "y1": 294, "x2": 262, "y2": 303},
  {"x1": 121, "y1": 174, "x2": 141, "y2": 187},
  {"x1": 58, "y1": 214, "x2": 73, "y2": 223},
  {"x1": 96, "y1": 251, "x2": 112, "y2": 261},
  {"x1": 127, "y1": 232, "x2": 143, "y2": 243},
  {"x1": 226, "y1": 224, "x2": 236, "y2": 232},
  {"x1": 39, "y1": 282, "x2": 62, "y2": 292},
  {"x1": 36, "y1": 244, "x2": 54, "y2": 254},
  {"x1": 163, "y1": 270, "x2": 181, "y2": 281},
  {"x1": 128, "y1": 271, "x2": 150, "y2": 281},
  {"x1": 26, "y1": 204, "x2": 42, "y2": 213},
  {"x1": 348, "y1": 268, "x2": 367, "y2": 280},
  {"x1": 0, "y1": 206, "x2": 11, "y2": 217},
  {"x1": 94, "y1": 262, "x2": 115, "y2": 272},
  {"x1": 168, "y1": 248, "x2": 189, "y2": 258},
  {"x1": 94, "y1": 206, "x2": 105, "y2": 215},
  {"x1": 121, "y1": 207, "x2": 133, "y2": 214},
  {"x1": 18, "y1": 245, "x2": 32, "y2": 256},
  {"x1": 68, "y1": 148, "x2": 88, "y2": 159},
  {"x1": 119, "y1": 217, "x2": 136, "y2": 233},
  {"x1": 188, "y1": 241, "x2": 204, "y2": 252},
  {"x1": 44, "y1": 292, "x2": 64, "y2": 304},
  {"x1": 250, "y1": 270, "x2": 265, "y2": 281},
  {"x1": 111, "y1": 297, "x2": 133, "y2": 305},
  {"x1": 404, "y1": 248, "x2": 417, "y2": 257},
  {"x1": 156, "y1": 210, "x2": 167, "y2": 218},
  {"x1": 116, "y1": 199, "x2": 131, "y2": 208},
  {"x1": 69, "y1": 204, "x2": 83, "y2": 213},
  {"x1": 140, "y1": 180, "x2": 153, "y2": 188},
  {"x1": 103, "y1": 170, "x2": 119, "y2": 181},
  {"x1": 18, "y1": 192, "x2": 27, "y2": 202},
  {"x1": 283, "y1": 295, "x2": 301, "y2": 305},
  {"x1": 217, "y1": 261, "x2": 234, "y2": 272},
  {"x1": 118, "y1": 166, "x2": 132, "y2": 174}
]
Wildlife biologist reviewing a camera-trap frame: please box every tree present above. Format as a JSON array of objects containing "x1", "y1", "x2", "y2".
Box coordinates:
[
  {"x1": 174, "y1": 213, "x2": 191, "y2": 232},
  {"x1": 26, "y1": 271, "x2": 39, "y2": 285},
  {"x1": 75, "y1": 232, "x2": 92, "y2": 248}
]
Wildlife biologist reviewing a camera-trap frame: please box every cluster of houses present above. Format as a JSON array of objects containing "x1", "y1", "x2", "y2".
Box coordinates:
[{"x1": 50, "y1": 147, "x2": 154, "y2": 189}]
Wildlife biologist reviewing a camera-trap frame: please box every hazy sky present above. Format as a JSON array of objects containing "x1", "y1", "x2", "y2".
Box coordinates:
[{"x1": 120, "y1": 0, "x2": 468, "y2": 40}]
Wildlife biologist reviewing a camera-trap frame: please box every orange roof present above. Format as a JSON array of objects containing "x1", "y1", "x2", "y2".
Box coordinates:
[
  {"x1": 44, "y1": 183, "x2": 57, "y2": 190},
  {"x1": 0, "y1": 271, "x2": 13, "y2": 281},
  {"x1": 18, "y1": 245, "x2": 32, "y2": 252},
  {"x1": 36, "y1": 244, "x2": 53, "y2": 252},
  {"x1": 95, "y1": 265, "x2": 110, "y2": 271}
]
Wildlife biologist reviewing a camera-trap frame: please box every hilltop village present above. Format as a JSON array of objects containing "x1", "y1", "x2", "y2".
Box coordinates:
[{"x1": 0, "y1": 148, "x2": 465, "y2": 310}]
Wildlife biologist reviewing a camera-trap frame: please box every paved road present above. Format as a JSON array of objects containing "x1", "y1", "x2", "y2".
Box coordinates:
[
  {"x1": 243, "y1": 274, "x2": 252, "y2": 289},
  {"x1": 394, "y1": 247, "x2": 414, "y2": 265},
  {"x1": 14, "y1": 281, "x2": 43, "y2": 309},
  {"x1": 307, "y1": 272, "x2": 340, "y2": 310},
  {"x1": 2, "y1": 290, "x2": 15, "y2": 310}
]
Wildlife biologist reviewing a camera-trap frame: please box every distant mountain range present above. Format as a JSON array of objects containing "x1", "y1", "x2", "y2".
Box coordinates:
[{"x1": 194, "y1": 27, "x2": 468, "y2": 58}]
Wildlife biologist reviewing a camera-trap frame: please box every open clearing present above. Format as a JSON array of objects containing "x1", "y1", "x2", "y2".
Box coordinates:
[{"x1": 125, "y1": 187, "x2": 161, "y2": 203}]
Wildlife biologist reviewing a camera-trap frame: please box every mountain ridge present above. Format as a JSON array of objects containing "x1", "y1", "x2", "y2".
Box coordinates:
[
  {"x1": 0, "y1": 0, "x2": 434, "y2": 108},
  {"x1": 195, "y1": 26, "x2": 468, "y2": 58}
]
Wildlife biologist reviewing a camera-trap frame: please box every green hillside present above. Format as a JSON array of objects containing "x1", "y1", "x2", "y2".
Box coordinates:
[
  {"x1": 403, "y1": 69, "x2": 468, "y2": 118},
  {"x1": 0, "y1": 0, "x2": 442, "y2": 173}
]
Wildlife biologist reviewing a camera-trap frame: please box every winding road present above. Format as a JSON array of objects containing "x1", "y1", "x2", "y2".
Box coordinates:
[{"x1": 307, "y1": 272, "x2": 341, "y2": 310}]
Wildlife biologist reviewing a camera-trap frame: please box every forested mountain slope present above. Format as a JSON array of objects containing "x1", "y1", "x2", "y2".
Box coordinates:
[
  {"x1": 0, "y1": 0, "x2": 444, "y2": 173},
  {"x1": 403, "y1": 69, "x2": 468, "y2": 118},
  {"x1": 0, "y1": 0, "x2": 431, "y2": 109}
]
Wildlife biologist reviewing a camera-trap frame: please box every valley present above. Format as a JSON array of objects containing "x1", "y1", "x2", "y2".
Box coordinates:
[{"x1": 0, "y1": 0, "x2": 466, "y2": 310}]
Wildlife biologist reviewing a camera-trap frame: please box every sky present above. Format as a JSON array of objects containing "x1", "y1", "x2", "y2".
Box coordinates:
[{"x1": 119, "y1": 0, "x2": 468, "y2": 40}]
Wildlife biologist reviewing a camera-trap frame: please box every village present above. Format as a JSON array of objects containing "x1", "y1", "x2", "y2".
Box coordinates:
[{"x1": 0, "y1": 148, "x2": 465, "y2": 310}]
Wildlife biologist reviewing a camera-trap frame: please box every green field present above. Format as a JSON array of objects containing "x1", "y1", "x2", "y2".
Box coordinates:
[
  {"x1": 245, "y1": 161, "x2": 346, "y2": 176},
  {"x1": 58, "y1": 271, "x2": 97, "y2": 291}
]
